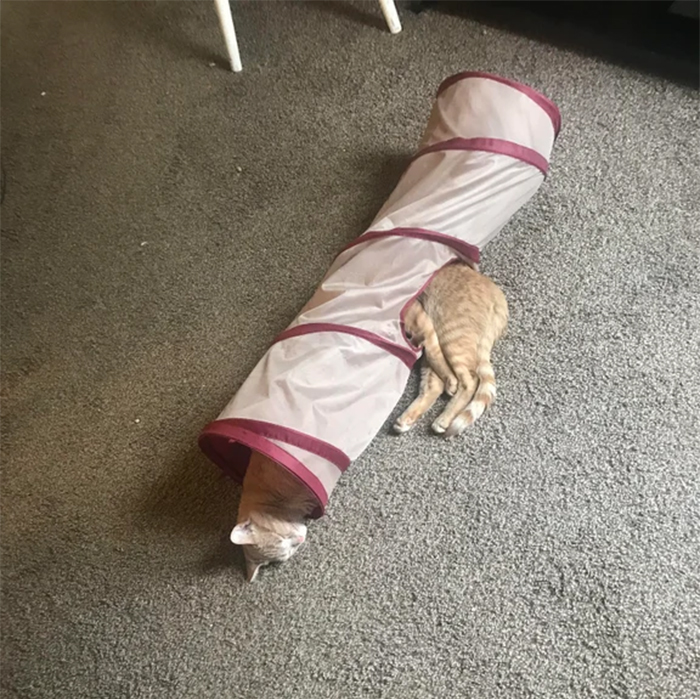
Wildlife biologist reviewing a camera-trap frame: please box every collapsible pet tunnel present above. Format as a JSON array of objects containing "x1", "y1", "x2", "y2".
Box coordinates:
[{"x1": 199, "y1": 71, "x2": 560, "y2": 517}]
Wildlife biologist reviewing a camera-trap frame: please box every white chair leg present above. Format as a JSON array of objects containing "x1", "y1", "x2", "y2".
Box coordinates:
[
  {"x1": 214, "y1": 0, "x2": 242, "y2": 72},
  {"x1": 378, "y1": 0, "x2": 402, "y2": 34}
]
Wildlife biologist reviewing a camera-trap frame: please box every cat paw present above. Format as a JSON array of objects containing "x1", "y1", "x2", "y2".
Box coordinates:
[
  {"x1": 393, "y1": 420, "x2": 412, "y2": 434},
  {"x1": 431, "y1": 419, "x2": 447, "y2": 434},
  {"x1": 445, "y1": 377, "x2": 459, "y2": 396},
  {"x1": 445, "y1": 415, "x2": 467, "y2": 437}
]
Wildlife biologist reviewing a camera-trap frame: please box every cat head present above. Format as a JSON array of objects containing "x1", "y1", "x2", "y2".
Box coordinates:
[{"x1": 231, "y1": 518, "x2": 307, "y2": 582}]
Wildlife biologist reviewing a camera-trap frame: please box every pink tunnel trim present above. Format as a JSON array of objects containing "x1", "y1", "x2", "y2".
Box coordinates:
[
  {"x1": 413, "y1": 136, "x2": 549, "y2": 176},
  {"x1": 274, "y1": 322, "x2": 418, "y2": 369},
  {"x1": 225, "y1": 418, "x2": 350, "y2": 472},
  {"x1": 199, "y1": 419, "x2": 336, "y2": 518},
  {"x1": 342, "y1": 227, "x2": 481, "y2": 265},
  {"x1": 437, "y1": 71, "x2": 562, "y2": 136}
]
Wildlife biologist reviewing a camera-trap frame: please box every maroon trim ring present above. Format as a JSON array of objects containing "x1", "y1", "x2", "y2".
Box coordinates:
[
  {"x1": 437, "y1": 70, "x2": 562, "y2": 136},
  {"x1": 198, "y1": 419, "x2": 342, "y2": 518},
  {"x1": 412, "y1": 136, "x2": 550, "y2": 176},
  {"x1": 273, "y1": 322, "x2": 418, "y2": 369},
  {"x1": 342, "y1": 227, "x2": 481, "y2": 266}
]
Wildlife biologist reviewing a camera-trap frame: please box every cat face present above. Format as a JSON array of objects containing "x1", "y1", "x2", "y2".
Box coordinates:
[{"x1": 231, "y1": 519, "x2": 307, "y2": 582}]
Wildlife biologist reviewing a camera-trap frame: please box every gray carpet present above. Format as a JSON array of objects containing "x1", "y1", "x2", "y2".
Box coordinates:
[{"x1": 2, "y1": 2, "x2": 699, "y2": 697}]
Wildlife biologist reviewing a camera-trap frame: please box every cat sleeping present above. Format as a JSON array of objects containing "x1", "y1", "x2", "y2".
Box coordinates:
[{"x1": 231, "y1": 261, "x2": 508, "y2": 581}]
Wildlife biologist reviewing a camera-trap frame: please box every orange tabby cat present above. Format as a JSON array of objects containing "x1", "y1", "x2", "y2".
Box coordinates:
[
  {"x1": 231, "y1": 450, "x2": 315, "y2": 582},
  {"x1": 395, "y1": 261, "x2": 508, "y2": 436},
  {"x1": 231, "y1": 262, "x2": 507, "y2": 581}
]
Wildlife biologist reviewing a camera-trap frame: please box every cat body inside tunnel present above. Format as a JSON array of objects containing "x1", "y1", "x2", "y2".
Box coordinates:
[{"x1": 200, "y1": 73, "x2": 560, "y2": 545}]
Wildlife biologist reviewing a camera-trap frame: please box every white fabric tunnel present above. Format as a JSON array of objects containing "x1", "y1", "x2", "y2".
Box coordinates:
[{"x1": 200, "y1": 72, "x2": 561, "y2": 517}]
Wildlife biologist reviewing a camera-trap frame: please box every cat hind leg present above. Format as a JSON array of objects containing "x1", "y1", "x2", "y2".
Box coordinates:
[{"x1": 393, "y1": 363, "x2": 444, "y2": 433}]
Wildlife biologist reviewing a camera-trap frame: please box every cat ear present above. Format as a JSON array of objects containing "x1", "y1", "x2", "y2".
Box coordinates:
[
  {"x1": 245, "y1": 557, "x2": 261, "y2": 583},
  {"x1": 231, "y1": 521, "x2": 255, "y2": 546}
]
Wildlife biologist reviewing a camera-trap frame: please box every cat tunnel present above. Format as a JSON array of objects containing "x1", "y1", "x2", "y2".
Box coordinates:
[{"x1": 199, "y1": 72, "x2": 560, "y2": 517}]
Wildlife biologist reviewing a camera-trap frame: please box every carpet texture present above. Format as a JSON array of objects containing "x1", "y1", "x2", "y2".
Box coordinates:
[{"x1": 2, "y1": 2, "x2": 699, "y2": 697}]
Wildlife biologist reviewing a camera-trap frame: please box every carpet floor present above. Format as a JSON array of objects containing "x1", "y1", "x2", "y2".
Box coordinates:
[{"x1": 2, "y1": 2, "x2": 699, "y2": 697}]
